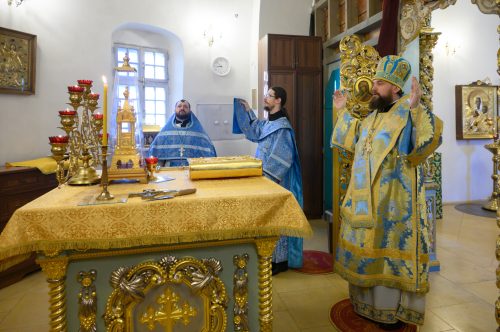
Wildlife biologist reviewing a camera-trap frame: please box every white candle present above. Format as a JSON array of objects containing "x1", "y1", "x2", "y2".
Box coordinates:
[{"x1": 102, "y1": 76, "x2": 108, "y2": 146}]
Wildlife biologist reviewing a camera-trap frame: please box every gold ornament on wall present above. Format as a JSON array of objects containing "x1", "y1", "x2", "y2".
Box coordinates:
[{"x1": 339, "y1": 35, "x2": 380, "y2": 119}]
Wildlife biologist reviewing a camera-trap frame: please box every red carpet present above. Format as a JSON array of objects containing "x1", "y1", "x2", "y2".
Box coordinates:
[
  {"x1": 292, "y1": 250, "x2": 333, "y2": 274},
  {"x1": 329, "y1": 299, "x2": 417, "y2": 332}
]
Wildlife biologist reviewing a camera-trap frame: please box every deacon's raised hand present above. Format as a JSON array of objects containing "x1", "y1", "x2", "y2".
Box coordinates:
[
  {"x1": 240, "y1": 99, "x2": 252, "y2": 112},
  {"x1": 333, "y1": 90, "x2": 347, "y2": 110},
  {"x1": 409, "y1": 77, "x2": 422, "y2": 109}
]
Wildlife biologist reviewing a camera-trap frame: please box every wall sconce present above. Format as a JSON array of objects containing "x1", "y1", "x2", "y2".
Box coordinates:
[
  {"x1": 7, "y1": 0, "x2": 24, "y2": 6},
  {"x1": 203, "y1": 26, "x2": 222, "y2": 47},
  {"x1": 203, "y1": 30, "x2": 214, "y2": 47},
  {"x1": 445, "y1": 42, "x2": 456, "y2": 56}
]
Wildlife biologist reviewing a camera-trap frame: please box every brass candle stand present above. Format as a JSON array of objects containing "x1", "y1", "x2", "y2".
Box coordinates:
[
  {"x1": 96, "y1": 145, "x2": 114, "y2": 201},
  {"x1": 51, "y1": 80, "x2": 103, "y2": 186},
  {"x1": 482, "y1": 134, "x2": 500, "y2": 211},
  {"x1": 49, "y1": 140, "x2": 69, "y2": 188}
]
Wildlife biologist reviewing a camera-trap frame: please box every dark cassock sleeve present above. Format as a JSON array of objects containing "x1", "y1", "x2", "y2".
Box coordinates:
[{"x1": 262, "y1": 128, "x2": 295, "y2": 184}]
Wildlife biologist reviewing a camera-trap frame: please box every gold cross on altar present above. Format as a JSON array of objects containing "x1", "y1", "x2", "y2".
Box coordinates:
[{"x1": 140, "y1": 288, "x2": 197, "y2": 332}]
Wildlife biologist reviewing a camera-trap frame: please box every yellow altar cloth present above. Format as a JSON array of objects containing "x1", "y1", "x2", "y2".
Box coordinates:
[
  {"x1": 5, "y1": 156, "x2": 58, "y2": 174},
  {"x1": 0, "y1": 169, "x2": 312, "y2": 272}
]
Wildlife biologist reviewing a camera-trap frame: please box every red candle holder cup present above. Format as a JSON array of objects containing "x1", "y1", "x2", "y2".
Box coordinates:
[
  {"x1": 77, "y1": 79, "x2": 93, "y2": 86},
  {"x1": 98, "y1": 133, "x2": 110, "y2": 140},
  {"x1": 87, "y1": 93, "x2": 100, "y2": 100},
  {"x1": 49, "y1": 135, "x2": 70, "y2": 144},
  {"x1": 145, "y1": 156, "x2": 158, "y2": 165},
  {"x1": 58, "y1": 110, "x2": 77, "y2": 116},
  {"x1": 93, "y1": 113, "x2": 104, "y2": 120},
  {"x1": 68, "y1": 85, "x2": 85, "y2": 93}
]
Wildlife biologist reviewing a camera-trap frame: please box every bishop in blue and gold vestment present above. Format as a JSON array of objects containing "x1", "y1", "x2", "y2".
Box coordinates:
[
  {"x1": 149, "y1": 99, "x2": 216, "y2": 166},
  {"x1": 331, "y1": 56, "x2": 443, "y2": 326},
  {"x1": 233, "y1": 87, "x2": 304, "y2": 274}
]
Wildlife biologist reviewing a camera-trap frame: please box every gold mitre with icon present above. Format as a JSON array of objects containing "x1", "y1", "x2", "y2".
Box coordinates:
[
  {"x1": 339, "y1": 35, "x2": 380, "y2": 119},
  {"x1": 373, "y1": 55, "x2": 412, "y2": 91}
]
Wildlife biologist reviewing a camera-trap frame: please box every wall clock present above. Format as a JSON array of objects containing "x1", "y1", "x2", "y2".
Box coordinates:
[{"x1": 211, "y1": 56, "x2": 231, "y2": 76}]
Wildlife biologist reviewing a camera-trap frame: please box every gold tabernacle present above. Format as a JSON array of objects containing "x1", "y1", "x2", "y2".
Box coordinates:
[{"x1": 188, "y1": 155, "x2": 262, "y2": 180}]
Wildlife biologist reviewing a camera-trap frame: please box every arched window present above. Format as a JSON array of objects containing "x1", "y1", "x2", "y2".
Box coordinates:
[{"x1": 114, "y1": 44, "x2": 169, "y2": 127}]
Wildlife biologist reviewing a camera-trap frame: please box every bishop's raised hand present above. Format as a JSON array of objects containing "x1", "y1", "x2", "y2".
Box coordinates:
[
  {"x1": 333, "y1": 90, "x2": 347, "y2": 110},
  {"x1": 409, "y1": 77, "x2": 422, "y2": 109}
]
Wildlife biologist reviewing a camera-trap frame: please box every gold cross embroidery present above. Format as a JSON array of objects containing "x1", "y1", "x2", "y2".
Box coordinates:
[{"x1": 363, "y1": 127, "x2": 375, "y2": 155}]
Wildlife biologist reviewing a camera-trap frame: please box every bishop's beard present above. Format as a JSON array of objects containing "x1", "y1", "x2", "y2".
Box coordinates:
[{"x1": 369, "y1": 94, "x2": 393, "y2": 111}]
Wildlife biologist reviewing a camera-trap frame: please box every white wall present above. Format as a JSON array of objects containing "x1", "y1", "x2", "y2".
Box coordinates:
[
  {"x1": 0, "y1": 0, "x2": 299, "y2": 164},
  {"x1": 259, "y1": 0, "x2": 313, "y2": 38},
  {"x1": 431, "y1": 0, "x2": 499, "y2": 203}
]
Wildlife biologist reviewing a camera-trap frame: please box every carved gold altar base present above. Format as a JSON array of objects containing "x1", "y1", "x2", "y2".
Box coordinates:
[{"x1": 37, "y1": 237, "x2": 278, "y2": 332}]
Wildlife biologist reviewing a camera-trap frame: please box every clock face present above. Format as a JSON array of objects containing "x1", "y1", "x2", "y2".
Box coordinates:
[{"x1": 211, "y1": 57, "x2": 230, "y2": 76}]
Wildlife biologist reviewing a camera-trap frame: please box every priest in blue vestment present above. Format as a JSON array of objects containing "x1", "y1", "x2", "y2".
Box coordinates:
[
  {"x1": 233, "y1": 87, "x2": 304, "y2": 275},
  {"x1": 331, "y1": 55, "x2": 443, "y2": 328},
  {"x1": 149, "y1": 99, "x2": 216, "y2": 166}
]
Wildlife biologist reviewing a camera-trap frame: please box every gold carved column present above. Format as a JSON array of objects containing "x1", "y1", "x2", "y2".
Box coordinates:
[
  {"x1": 495, "y1": 4, "x2": 500, "y2": 330},
  {"x1": 419, "y1": 28, "x2": 440, "y2": 113},
  {"x1": 37, "y1": 255, "x2": 69, "y2": 332},
  {"x1": 255, "y1": 237, "x2": 277, "y2": 332}
]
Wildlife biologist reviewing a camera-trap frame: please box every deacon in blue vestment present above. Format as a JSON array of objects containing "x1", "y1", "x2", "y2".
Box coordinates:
[
  {"x1": 149, "y1": 99, "x2": 216, "y2": 166},
  {"x1": 331, "y1": 55, "x2": 443, "y2": 327},
  {"x1": 233, "y1": 87, "x2": 304, "y2": 275}
]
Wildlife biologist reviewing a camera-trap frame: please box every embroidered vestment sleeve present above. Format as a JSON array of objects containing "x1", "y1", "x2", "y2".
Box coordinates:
[
  {"x1": 263, "y1": 129, "x2": 295, "y2": 183},
  {"x1": 331, "y1": 108, "x2": 360, "y2": 154},
  {"x1": 406, "y1": 105, "x2": 443, "y2": 166}
]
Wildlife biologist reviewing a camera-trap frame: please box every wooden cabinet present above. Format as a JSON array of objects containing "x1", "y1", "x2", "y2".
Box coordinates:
[
  {"x1": 313, "y1": 0, "x2": 383, "y2": 63},
  {"x1": 259, "y1": 34, "x2": 323, "y2": 219},
  {"x1": 0, "y1": 166, "x2": 58, "y2": 288}
]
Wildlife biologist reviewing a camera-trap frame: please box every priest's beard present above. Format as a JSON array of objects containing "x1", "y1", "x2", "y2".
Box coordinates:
[
  {"x1": 369, "y1": 94, "x2": 393, "y2": 111},
  {"x1": 263, "y1": 106, "x2": 271, "y2": 112},
  {"x1": 176, "y1": 111, "x2": 191, "y2": 121}
]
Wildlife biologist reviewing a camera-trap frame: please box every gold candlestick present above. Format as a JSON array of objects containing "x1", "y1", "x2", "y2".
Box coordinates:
[
  {"x1": 96, "y1": 145, "x2": 114, "y2": 201},
  {"x1": 483, "y1": 140, "x2": 500, "y2": 211},
  {"x1": 51, "y1": 81, "x2": 104, "y2": 186},
  {"x1": 49, "y1": 140, "x2": 68, "y2": 187}
]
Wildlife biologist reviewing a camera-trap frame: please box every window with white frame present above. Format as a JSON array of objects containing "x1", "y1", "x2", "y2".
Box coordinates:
[{"x1": 114, "y1": 45, "x2": 169, "y2": 127}]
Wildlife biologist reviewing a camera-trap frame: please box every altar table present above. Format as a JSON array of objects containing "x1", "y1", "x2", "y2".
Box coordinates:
[{"x1": 0, "y1": 169, "x2": 312, "y2": 332}]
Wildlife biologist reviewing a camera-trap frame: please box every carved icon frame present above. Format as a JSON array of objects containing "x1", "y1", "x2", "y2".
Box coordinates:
[
  {"x1": 455, "y1": 83, "x2": 498, "y2": 140},
  {"x1": 0, "y1": 27, "x2": 36, "y2": 95}
]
